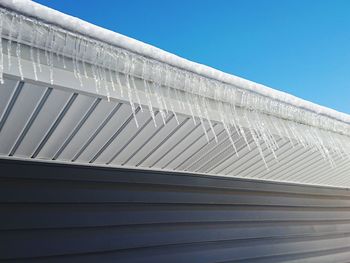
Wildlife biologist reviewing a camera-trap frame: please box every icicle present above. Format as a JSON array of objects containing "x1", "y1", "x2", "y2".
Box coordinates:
[
  {"x1": 234, "y1": 108, "x2": 251, "y2": 150},
  {"x1": 72, "y1": 34, "x2": 80, "y2": 82},
  {"x1": 268, "y1": 115, "x2": 284, "y2": 143},
  {"x1": 219, "y1": 103, "x2": 239, "y2": 157},
  {"x1": 56, "y1": 29, "x2": 64, "y2": 67},
  {"x1": 252, "y1": 110, "x2": 278, "y2": 160},
  {"x1": 81, "y1": 40, "x2": 89, "y2": 79},
  {"x1": 250, "y1": 126, "x2": 269, "y2": 169},
  {"x1": 279, "y1": 118, "x2": 295, "y2": 148},
  {"x1": 193, "y1": 95, "x2": 210, "y2": 142},
  {"x1": 144, "y1": 79, "x2": 157, "y2": 126},
  {"x1": 94, "y1": 45, "x2": 103, "y2": 92},
  {"x1": 0, "y1": 11, "x2": 4, "y2": 84},
  {"x1": 126, "y1": 74, "x2": 139, "y2": 127},
  {"x1": 175, "y1": 87, "x2": 185, "y2": 111},
  {"x1": 172, "y1": 105, "x2": 180, "y2": 125},
  {"x1": 174, "y1": 70, "x2": 186, "y2": 110},
  {"x1": 51, "y1": 28, "x2": 58, "y2": 60},
  {"x1": 44, "y1": 25, "x2": 51, "y2": 77},
  {"x1": 165, "y1": 67, "x2": 179, "y2": 125},
  {"x1": 98, "y1": 66, "x2": 106, "y2": 97},
  {"x1": 262, "y1": 120, "x2": 279, "y2": 153},
  {"x1": 224, "y1": 87, "x2": 241, "y2": 137},
  {"x1": 265, "y1": 116, "x2": 283, "y2": 162},
  {"x1": 7, "y1": 14, "x2": 14, "y2": 70},
  {"x1": 108, "y1": 66, "x2": 115, "y2": 91},
  {"x1": 114, "y1": 52, "x2": 124, "y2": 98},
  {"x1": 243, "y1": 110, "x2": 264, "y2": 157},
  {"x1": 90, "y1": 46, "x2": 99, "y2": 93},
  {"x1": 96, "y1": 64, "x2": 103, "y2": 95},
  {"x1": 61, "y1": 32, "x2": 68, "y2": 69},
  {"x1": 103, "y1": 69, "x2": 111, "y2": 102},
  {"x1": 76, "y1": 37, "x2": 85, "y2": 82},
  {"x1": 167, "y1": 88, "x2": 179, "y2": 124},
  {"x1": 153, "y1": 82, "x2": 167, "y2": 125},
  {"x1": 16, "y1": 16, "x2": 24, "y2": 80},
  {"x1": 107, "y1": 52, "x2": 115, "y2": 91},
  {"x1": 140, "y1": 59, "x2": 157, "y2": 126},
  {"x1": 40, "y1": 24, "x2": 54, "y2": 84},
  {"x1": 34, "y1": 23, "x2": 43, "y2": 73},
  {"x1": 100, "y1": 47, "x2": 111, "y2": 101},
  {"x1": 105, "y1": 73, "x2": 111, "y2": 102},
  {"x1": 54, "y1": 33, "x2": 61, "y2": 64},
  {"x1": 148, "y1": 63, "x2": 166, "y2": 125},
  {"x1": 227, "y1": 104, "x2": 240, "y2": 138},
  {"x1": 293, "y1": 123, "x2": 307, "y2": 148},
  {"x1": 29, "y1": 21, "x2": 38, "y2": 81},
  {"x1": 121, "y1": 52, "x2": 138, "y2": 119},
  {"x1": 48, "y1": 29, "x2": 55, "y2": 85},
  {"x1": 184, "y1": 73, "x2": 197, "y2": 125},
  {"x1": 123, "y1": 53, "x2": 142, "y2": 110},
  {"x1": 92, "y1": 66, "x2": 99, "y2": 94},
  {"x1": 156, "y1": 65, "x2": 169, "y2": 116},
  {"x1": 74, "y1": 37, "x2": 83, "y2": 87},
  {"x1": 162, "y1": 65, "x2": 174, "y2": 115},
  {"x1": 130, "y1": 76, "x2": 143, "y2": 111},
  {"x1": 288, "y1": 122, "x2": 305, "y2": 148},
  {"x1": 200, "y1": 78, "x2": 218, "y2": 143},
  {"x1": 203, "y1": 98, "x2": 217, "y2": 143}
]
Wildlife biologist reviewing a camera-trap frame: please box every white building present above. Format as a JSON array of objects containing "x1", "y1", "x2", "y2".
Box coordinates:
[{"x1": 1, "y1": 1, "x2": 350, "y2": 262}]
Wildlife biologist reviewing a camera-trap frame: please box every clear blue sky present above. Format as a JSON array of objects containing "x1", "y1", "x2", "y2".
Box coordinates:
[{"x1": 35, "y1": 0, "x2": 350, "y2": 114}]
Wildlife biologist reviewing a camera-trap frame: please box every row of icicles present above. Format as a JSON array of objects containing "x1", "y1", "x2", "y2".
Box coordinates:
[{"x1": 0, "y1": 8, "x2": 349, "y2": 168}]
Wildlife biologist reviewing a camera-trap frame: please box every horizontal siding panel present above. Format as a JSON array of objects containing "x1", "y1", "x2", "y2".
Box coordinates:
[
  {"x1": 2, "y1": 178, "x2": 350, "y2": 207},
  {"x1": 1, "y1": 159, "x2": 349, "y2": 197},
  {"x1": 236, "y1": 247, "x2": 350, "y2": 263},
  {"x1": 6, "y1": 235, "x2": 350, "y2": 263},
  {"x1": 1, "y1": 159, "x2": 350, "y2": 262},
  {"x1": 3, "y1": 222, "x2": 350, "y2": 259}
]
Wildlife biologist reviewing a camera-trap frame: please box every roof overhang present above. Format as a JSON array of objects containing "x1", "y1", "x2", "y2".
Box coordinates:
[{"x1": 0, "y1": 0, "x2": 349, "y2": 188}]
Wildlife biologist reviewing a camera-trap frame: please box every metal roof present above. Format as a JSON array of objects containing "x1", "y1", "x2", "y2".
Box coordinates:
[{"x1": 1, "y1": 75, "x2": 349, "y2": 188}]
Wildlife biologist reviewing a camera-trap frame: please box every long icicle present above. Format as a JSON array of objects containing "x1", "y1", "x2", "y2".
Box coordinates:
[
  {"x1": 7, "y1": 14, "x2": 15, "y2": 70},
  {"x1": 0, "y1": 11, "x2": 3, "y2": 84},
  {"x1": 29, "y1": 21, "x2": 38, "y2": 81},
  {"x1": 16, "y1": 15, "x2": 24, "y2": 80}
]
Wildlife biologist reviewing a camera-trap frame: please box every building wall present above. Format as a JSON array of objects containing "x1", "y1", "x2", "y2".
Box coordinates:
[{"x1": 1, "y1": 159, "x2": 350, "y2": 262}]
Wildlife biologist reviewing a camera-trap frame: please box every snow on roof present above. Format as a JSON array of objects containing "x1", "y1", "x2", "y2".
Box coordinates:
[{"x1": 0, "y1": 0, "x2": 349, "y2": 125}]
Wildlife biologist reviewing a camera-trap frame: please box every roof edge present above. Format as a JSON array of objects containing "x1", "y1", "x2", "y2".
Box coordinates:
[{"x1": 1, "y1": 0, "x2": 349, "y2": 125}]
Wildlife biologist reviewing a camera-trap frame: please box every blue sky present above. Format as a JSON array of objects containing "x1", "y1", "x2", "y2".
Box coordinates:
[{"x1": 35, "y1": 0, "x2": 350, "y2": 114}]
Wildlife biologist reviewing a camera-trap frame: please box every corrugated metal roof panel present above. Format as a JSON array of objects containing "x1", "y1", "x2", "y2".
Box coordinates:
[{"x1": 0, "y1": 76, "x2": 349, "y2": 188}]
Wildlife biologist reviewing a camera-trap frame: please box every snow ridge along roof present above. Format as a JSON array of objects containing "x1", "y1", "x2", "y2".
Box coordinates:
[{"x1": 1, "y1": 0, "x2": 349, "y2": 124}]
